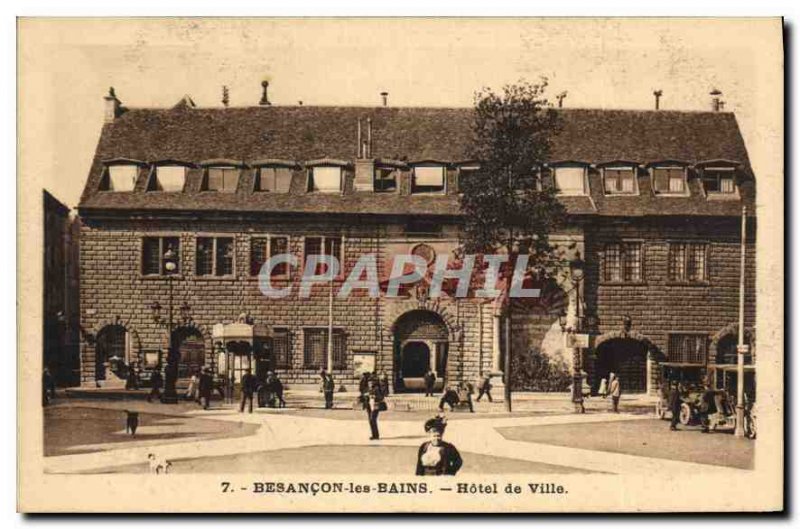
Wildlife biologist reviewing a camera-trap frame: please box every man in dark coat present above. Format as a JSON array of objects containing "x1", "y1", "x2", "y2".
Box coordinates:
[
  {"x1": 358, "y1": 372, "x2": 370, "y2": 395},
  {"x1": 438, "y1": 385, "x2": 460, "y2": 412},
  {"x1": 424, "y1": 369, "x2": 436, "y2": 397},
  {"x1": 322, "y1": 372, "x2": 335, "y2": 409},
  {"x1": 364, "y1": 378, "x2": 385, "y2": 440},
  {"x1": 198, "y1": 368, "x2": 213, "y2": 410},
  {"x1": 147, "y1": 365, "x2": 163, "y2": 403},
  {"x1": 476, "y1": 374, "x2": 493, "y2": 402},
  {"x1": 240, "y1": 368, "x2": 259, "y2": 413},
  {"x1": 668, "y1": 382, "x2": 682, "y2": 431},
  {"x1": 416, "y1": 417, "x2": 463, "y2": 476}
]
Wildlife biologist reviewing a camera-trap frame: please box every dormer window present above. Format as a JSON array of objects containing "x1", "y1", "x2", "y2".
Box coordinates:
[
  {"x1": 603, "y1": 167, "x2": 637, "y2": 195},
  {"x1": 308, "y1": 166, "x2": 343, "y2": 193},
  {"x1": 204, "y1": 166, "x2": 239, "y2": 193},
  {"x1": 149, "y1": 165, "x2": 187, "y2": 192},
  {"x1": 412, "y1": 165, "x2": 446, "y2": 194},
  {"x1": 104, "y1": 164, "x2": 139, "y2": 192},
  {"x1": 374, "y1": 167, "x2": 398, "y2": 193},
  {"x1": 652, "y1": 166, "x2": 687, "y2": 195},
  {"x1": 701, "y1": 168, "x2": 736, "y2": 195},
  {"x1": 553, "y1": 164, "x2": 588, "y2": 195},
  {"x1": 256, "y1": 166, "x2": 293, "y2": 193}
]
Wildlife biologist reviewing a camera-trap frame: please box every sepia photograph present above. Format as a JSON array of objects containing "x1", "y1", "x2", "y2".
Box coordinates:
[{"x1": 17, "y1": 16, "x2": 784, "y2": 513}]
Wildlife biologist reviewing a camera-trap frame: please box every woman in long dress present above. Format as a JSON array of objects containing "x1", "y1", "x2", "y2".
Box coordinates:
[{"x1": 415, "y1": 417, "x2": 463, "y2": 476}]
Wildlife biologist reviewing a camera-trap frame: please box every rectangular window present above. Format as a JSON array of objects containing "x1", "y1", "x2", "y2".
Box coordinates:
[
  {"x1": 603, "y1": 242, "x2": 642, "y2": 283},
  {"x1": 309, "y1": 166, "x2": 342, "y2": 193},
  {"x1": 153, "y1": 166, "x2": 186, "y2": 192},
  {"x1": 205, "y1": 167, "x2": 239, "y2": 192},
  {"x1": 668, "y1": 334, "x2": 708, "y2": 364},
  {"x1": 412, "y1": 166, "x2": 445, "y2": 193},
  {"x1": 273, "y1": 328, "x2": 290, "y2": 369},
  {"x1": 304, "y1": 235, "x2": 343, "y2": 275},
  {"x1": 256, "y1": 167, "x2": 292, "y2": 193},
  {"x1": 554, "y1": 166, "x2": 586, "y2": 195},
  {"x1": 603, "y1": 168, "x2": 636, "y2": 194},
  {"x1": 107, "y1": 165, "x2": 138, "y2": 192},
  {"x1": 303, "y1": 328, "x2": 346, "y2": 370},
  {"x1": 142, "y1": 236, "x2": 180, "y2": 276},
  {"x1": 653, "y1": 167, "x2": 686, "y2": 194},
  {"x1": 669, "y1": 242, "x2": 707, "y2": 282},
  {"x1": 702, "y1": 169, "x2": 736, "y2": 194},
  {"x1": 374, "y1": 167, "x2": 398, "y2": 193},
  {"x1": 196, "y1": 236, "x2": 235, "y2": 277},
  {"x1": 250, "y1": 236, "x2": 290, "y2": 277}
]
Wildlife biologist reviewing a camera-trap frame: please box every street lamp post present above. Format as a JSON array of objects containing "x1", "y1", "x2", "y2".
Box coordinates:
[
  {"x1": 560, "y1": 254, "x2": 586, "y2": 414},
  {"x1": 150, "y1": 245, "x2": 180, "y2": 404}
]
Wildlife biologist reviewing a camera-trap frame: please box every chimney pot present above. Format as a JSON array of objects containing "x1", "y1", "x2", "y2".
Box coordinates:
[
  {"x1": 260, "y1": 80, "x2": 271, "y2": 106},
  {"x1": 380, "y1": 91, "x2": 388, "y2": 107},
  {"x1": 222, "y1": 85, "x2": 230, "y2": 108},
  {"x1": 710, "y1": 88, "x2": 723, "y2": 112},
  {"x1": 653, "y1": 89, "x2": 663, "y2": 110},
  {"x1": 104, "y1": 86, "x2": 122, "y2": 123}
]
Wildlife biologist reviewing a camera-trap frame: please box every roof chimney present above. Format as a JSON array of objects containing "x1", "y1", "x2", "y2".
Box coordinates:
[
  {"x1": 380, "y1": 91, "x2": 388, "y2": 107},
  {"x1": 222, "y1": 85, "x2": 230, "y2": 108},
  {"x1": 556, "y1": 91, "x2": 567, "y2": 108},
  {"x1": 259, "y1": 80, "x2": 271, "y2": 106},
  {"x1": 653, "y1": 89, "x2": 663, "y2": 110},
  {"x1": 710, "y1": 88, "x2": 723, "y2": 112},
  {"x1": 104, "y1": 87, "x2": 122, "y2": 123}
]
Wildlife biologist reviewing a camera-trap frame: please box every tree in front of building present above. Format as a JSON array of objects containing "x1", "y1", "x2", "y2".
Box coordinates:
[{"x1": 459, "y1": 79, "x2": 567, "y2": 411}]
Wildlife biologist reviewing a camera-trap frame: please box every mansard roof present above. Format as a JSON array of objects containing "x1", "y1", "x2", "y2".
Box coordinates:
[{"x1": 79, "y1": 105, "x2": 755, "y2": 218}]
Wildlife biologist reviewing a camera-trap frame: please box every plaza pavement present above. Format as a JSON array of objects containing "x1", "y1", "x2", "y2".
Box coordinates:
[{"x1": 44, "y1": 400, "x2": 748, "y2": 476}]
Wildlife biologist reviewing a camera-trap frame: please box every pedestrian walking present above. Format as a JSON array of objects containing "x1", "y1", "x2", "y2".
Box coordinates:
[
  {"x1": 185, "y1": 371, "x2": 199, "y2": 401},
  {"x1": 322, "y1": 372, "x2": 335, "y2": 409},
  {"x1": 125, "y1": 364, "x2": 140, "y2": 391},
  {"x1": 358, "y1": 372, "x2": 370, "y2": 395},
  {"x1": 438, "y1": 385, "x2": 460, "y2": 412},
  {"x1": 415, "y1": 416, "x2": 463, "y2": 476},
  {"x1": 240, "y1": 368, "x2": 258, "y2": 413},
  {"x1": 608, "y1": 372, "x2": 621, "y2": 413},
  {"x1": 198, "y1": 368, "x2": 213, "y2": 410},
  {"x1": 476, "y1": 374, "x2": 493, "y2": 402},
  {"x1": 125, "y1": 410, "x2": 139, "y2": 436},
  {"x1": 424, "y1": 369, "x2": 436, "y2": 397},
  {"x1": 668, "y1": 382, "x2": 682, "y2": 431},
  {"x1": 458, "y1": 381, "x2": 475, "y2": 413},
  {"x1": 147, "y1": 366, "x2": 163, "y2": 403},
  {"x1": 598, "y1": 377, "x2": 608, "y2": 398},
  {"x1": 364, "y1": 377, "x2": 386, "y2": 440}
]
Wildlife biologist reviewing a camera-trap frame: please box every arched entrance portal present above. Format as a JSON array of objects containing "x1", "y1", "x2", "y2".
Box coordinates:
[
  {"x1": 595, "y1": 338, "x2": 648, "y2": 393},
  {"x1": 172, "y1": 326, "x2": 205, "y2": 378},
  {"x1": 394, "y1": 310, "x2": 449, "y2": 392},
  {"x1": 95, "y1": 324, "x2": 127, "y2": 382}
]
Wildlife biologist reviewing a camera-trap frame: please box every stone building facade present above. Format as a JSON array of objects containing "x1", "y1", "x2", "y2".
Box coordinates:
[{"x1": 76, "y1": 89, "x2": 757, "y2": 394}]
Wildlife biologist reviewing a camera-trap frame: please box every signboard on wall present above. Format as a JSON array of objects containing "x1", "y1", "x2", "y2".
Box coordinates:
[
  {"x1": 353, "y1": 351, "x2": 377, "y2": 375},
  {"x1": 565, "y1": 333, "x2": 591, "y2": 349}
]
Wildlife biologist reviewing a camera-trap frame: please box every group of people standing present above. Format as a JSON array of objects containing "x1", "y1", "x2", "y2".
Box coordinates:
[{"x1": 597, "y1": 372, "x2": 622, "y2": 413}]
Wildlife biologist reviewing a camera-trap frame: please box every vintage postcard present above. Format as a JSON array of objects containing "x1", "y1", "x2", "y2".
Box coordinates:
[{"x1": 18, "y1": 17, "x2": 784, "y2": 513}]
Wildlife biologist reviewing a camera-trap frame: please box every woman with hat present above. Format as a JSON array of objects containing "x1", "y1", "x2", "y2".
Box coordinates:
[{"x1": 415, "y1": 416, "x2": 463, "y2": 476}]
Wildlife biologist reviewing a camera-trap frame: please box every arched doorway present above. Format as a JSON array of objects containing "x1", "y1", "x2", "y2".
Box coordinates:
[
  {"x1": 595, "y1": 338, "x2": 648, "y2": 393},
  {"x1": 95, "y1": 324, "x2": 127, "y2": 382},
  {"x1": 393, "y1": 310, "x2": 449, "y2": 392},
  {"x1": 172, "y1": 326, "x2": 205, "y2": 378}
]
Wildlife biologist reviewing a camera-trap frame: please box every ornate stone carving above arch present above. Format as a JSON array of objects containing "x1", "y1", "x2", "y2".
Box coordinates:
[{"x1": 384, "y1": 298, "x2": 462, "y2": 341}]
